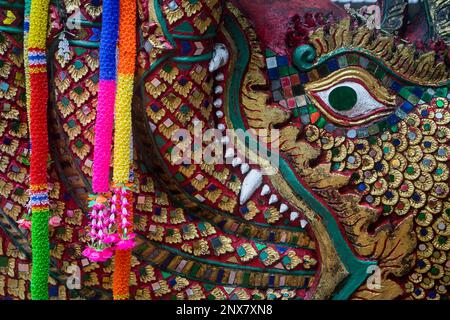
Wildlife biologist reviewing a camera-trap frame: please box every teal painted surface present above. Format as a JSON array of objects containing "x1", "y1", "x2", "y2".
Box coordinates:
[
  {"x1": 0, "y1": 26, "x2": 23, "y2": 34},
  {"x1": 293, "y1": 45, "x2": 316, "y2": 71},
  {"x1": 0, "y1": 0, "x2": 24, "y2": 9},
  {"x1": 172, "y1": 51, "x2": 213, "y2": 63},
  {"x1": 68, "y1": 40, "x2": 99, "y2": 48},
  {"x1": 172, "y1": 32, "x2": 217, "y2": 40},
  {"x1": 157, "y1": 242, "x2": 316, "y2": 277},
  {"x1": 224, "y1": 13, "x2": 375, "y2": 300}
]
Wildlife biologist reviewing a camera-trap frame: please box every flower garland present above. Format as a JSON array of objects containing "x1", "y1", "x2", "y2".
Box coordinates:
[
  {"x1": 28, "y1": 0, "x2": 51, "y2": 300},
  {"x1": 84, "y1": 1, "x2": 137, "y2": 302},
  {"x1": 112, "y1": 183, "x2": 135, "y2": 299},
  {"x1": 83, "y1": 0, "x2": 119, "y2": 262},
  {"x1": 111, "y1": 0, "x2": 137, "y2": 299},
  {"x1": 19, "y1": 0, "x2": 32, "y2": 231},
  {"x1": 92, "y1": 0, "x2": 119, "y2": 193},
  {"x1": 24, "y1": 0, "x2": 31, "y2": 122}
]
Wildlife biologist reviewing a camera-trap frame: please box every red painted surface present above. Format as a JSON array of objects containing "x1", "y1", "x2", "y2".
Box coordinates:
[{"x1": 232, "y1": 0, "x2": 347, "y2": 55}]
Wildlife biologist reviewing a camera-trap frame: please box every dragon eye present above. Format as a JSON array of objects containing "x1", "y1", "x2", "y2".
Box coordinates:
[{"x1": 305, "y1": 67, "x2": 396, "y2": 126}]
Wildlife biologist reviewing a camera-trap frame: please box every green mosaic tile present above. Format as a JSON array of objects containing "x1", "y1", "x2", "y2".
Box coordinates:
[
  {"x1": 374, "y1": 68, "x2": 385, "y2": 81},
  {"x1": 265, "y1": 48, "x2": 276, "y2": 58},
  {"x1": 316, "y1": 117, "x2": 326, "y2": 128},
  {"x1": 278, "y1": 65, "x2": 290, "y2": 77},
  {"x1": 337, "y1": 56, "x2": 348, "y2": 68}
]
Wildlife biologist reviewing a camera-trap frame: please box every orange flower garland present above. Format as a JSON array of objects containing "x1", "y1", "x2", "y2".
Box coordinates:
[
  {"x1": 111, "y1": 0, "x2": 137, "y2": 300},
  {"x1": 112, "y1": 189, "x2": 134, "y2": 299}
]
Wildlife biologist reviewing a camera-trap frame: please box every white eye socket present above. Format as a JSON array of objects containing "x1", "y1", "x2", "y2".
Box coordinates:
[
  {"x1": 308, "y1": 80, "x2": 395, "y2": 126},
  {"x1": 315, "y1": 81, "x2": 384, "y2": 118}
]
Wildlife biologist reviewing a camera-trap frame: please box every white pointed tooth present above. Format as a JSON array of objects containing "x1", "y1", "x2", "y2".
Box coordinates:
[
  {"x1": 221, "y1": 136, "x2": 229, "y2": 144},
  {"x1": 240, "y1": 169, "x2": 263, "y2": 205},
  {"x1": 280, "y1": 203, "x2": 288, "y2": 213},
  {"x1": 217, "y1": 123, "x2": 226, "y2": 131},
  {"x1": 300, "y1": 219, "x2": 308, "y2": 228},
  {"x1": 225, "y1": 148, "x2": 234, "y2": 159},
  {"x1": 216, "y1": 111, "x2": 224, "y2": 118},
  {"x1": 213, "y1": 98, "x2": 223, "y2": 108},
  {"x1": 269, "y1": 194, "x2": 278, "y2": 205},
  {"x1": 260, "y1": 184, "x2": 270, "y2": 196},
  {"x1": 290, "y1": 211, "x2": 299, "y2": 221},
  {"x1": 215, "y1": 73, "x2": 224, "y2": 81},
  {"x1": 214, "y1": 86, "x2": 223, "y2": 94},
  {"x1": 240, "y1": 163, "x2": 250, "y2": 174},
  {"x1": 232, "y1": 158, "x2": 242, "y2": 167}
]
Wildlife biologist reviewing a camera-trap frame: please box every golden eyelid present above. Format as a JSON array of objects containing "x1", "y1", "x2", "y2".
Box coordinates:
[{"x1": 304, "y1": 66, "x2": 396, "y2": 106}]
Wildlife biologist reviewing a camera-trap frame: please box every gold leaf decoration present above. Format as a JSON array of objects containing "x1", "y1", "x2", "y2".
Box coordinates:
[{"x1": 309, "y1": 18, "x2": 449, "y2": 85}]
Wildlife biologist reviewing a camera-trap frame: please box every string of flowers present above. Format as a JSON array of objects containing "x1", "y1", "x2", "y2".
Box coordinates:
[
  {"x1": 111, "y1": 0, "x2": 137, "y2": 300},
  {"x1": 24, "y1": 0, "x2": 31, "y2": 123},
  {"x1": 112, "y1": 180, "x2": 135, "y2": 299},
  {"x1": 18, "y1": 0, "x2": 32, "y2": 232},
  {"x1": 27, "y1": 0, "x2": 51, "y2": 300},
  {"x1": 83, "y1": 0, "x2": 119, "y2": 262}
]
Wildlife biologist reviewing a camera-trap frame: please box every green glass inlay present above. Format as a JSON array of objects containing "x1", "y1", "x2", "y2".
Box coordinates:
[
  {"x1": 260, "y1": 251, "x2": 268, "y2": 261},
  {"x1": 375, "y1": 68, "x2": 385, "y2": 80},
  {"x1": 265, "y1": 48, "x2": 276, "y2": 58},
  {"x1": 255, "y1": 243, "x2": 266, "y2": 250},
  {"x1": 174, "y1": 172, "x2": 185, "y2": 182},
  {"x1": 347, "y1": 54, "x2": 359, "y2": 65},
  {"x1": 282, "y1": 256, "x2": 291, "y2": 265},
  {"x1": 75, "y1": 140, "x2": 83, "y2": 148},
  {"x1": 406, "y1": 166, "x2": 415, "y2": 174},
  {"x1": 180, "y1": 105, "x2": 190, "y2": 114},
  {"x1": 189, "y1": 264, "x2": 201, "y2": 277},
  {"x1": 204, "y1": 284, "x2": 214, "y2": 291},
  {"x1": 155, "y1": 135, "x2": 166, "y2": 148},
  {"x1": 242, "y1": 272, "x2": 250, "y2": 286},
  {"x1": 74, "y1": 60, "x2": 83, "y2": 69},
  {"x1": 368, "y1": 136, "x2": 377, "y2": 145},
  {"x1": 422, "y1": 92, "x2": 432, "y2": 103},
  {"x1": 74, "y1": 47, "x2": 87, "y2": 56},
  {"x1": 162, "y1": 64, "x2": 173, "y2": 73},
  {"x1": 329, "y1": 86, "x2": 357, "y2": 111},
  {"x1": 316, "y1": 117, "x2": 326, "y2": 128},
  {"x1": 307, "y1": 104, "x2": 317, "y2": 113},
  {"x1": 73, "y1": 86, "x2": 83, "y2": 95},
  {"x1": 279, "y1": 66, "x2": 290, "y2": 77},
  {"x1": 435, "y1": 87, "x2": 448, "y2": 97},
  {"x1": 391, "y1": 124, "x2": 399, "y2": 133},
  {"x1": 0, "y1": 256, "x2": 8, "y2": 267}
]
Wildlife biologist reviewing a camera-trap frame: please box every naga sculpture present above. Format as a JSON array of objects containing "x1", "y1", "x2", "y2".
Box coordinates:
[{"x1": 0, "y1": 0, "x2": 448, "y2": 300}]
